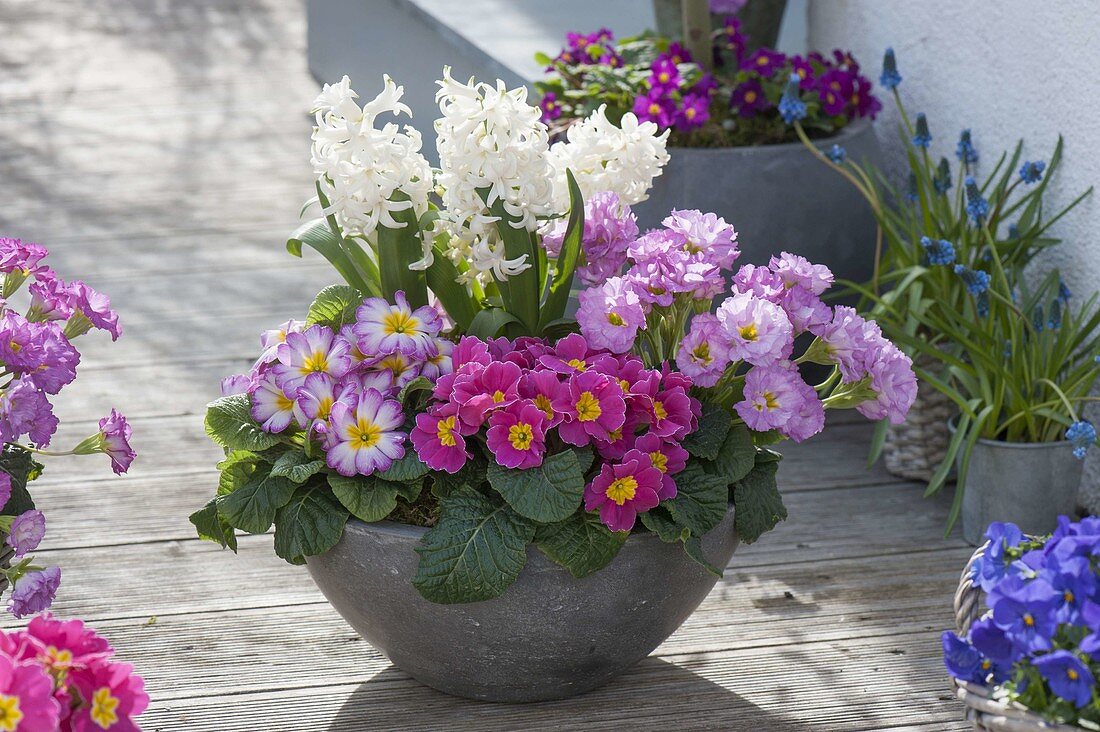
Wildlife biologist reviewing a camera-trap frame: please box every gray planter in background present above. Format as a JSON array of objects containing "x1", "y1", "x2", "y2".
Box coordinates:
[
  {"x1": 306, "y1": 505, "x2": 739, "y2": 702},
  {"x1": 958, "y1": 435, "x2": 1083, "y2": 546},
  {"x1": 633, "y1": 119, "x2": 880, "y2": 282}
]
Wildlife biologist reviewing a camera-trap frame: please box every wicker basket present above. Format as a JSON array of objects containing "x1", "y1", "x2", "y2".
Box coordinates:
[
  {"x1": 951, "y1": 545, "x2": 1081, "y2": 731},
  {"x1": 883, "y1": 353, "x2": 954, "y2": 481}
]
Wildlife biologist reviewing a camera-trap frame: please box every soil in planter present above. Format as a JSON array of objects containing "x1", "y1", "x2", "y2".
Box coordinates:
[{"x1": 389, "y1": 488, "x2": 442, "y2": 528}]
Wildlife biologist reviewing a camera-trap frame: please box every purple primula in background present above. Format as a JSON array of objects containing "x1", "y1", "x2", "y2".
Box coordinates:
[
  {"x1": 7, "y1": 510, "x2": 46, "y2": 558},
  {"x1": 9, "y1": 567, "x2": 60, "y2": 619}
]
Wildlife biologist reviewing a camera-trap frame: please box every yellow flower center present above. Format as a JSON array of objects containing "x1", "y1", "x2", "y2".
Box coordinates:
[
  {"x1": 91, "y1": 687, "x2": 120, "y2": 729},
  {"x1": 692, "y1": 341, "x2": 712, "y2": 365},
  {"x1": 567, "y1": 358, "x2": 587, "y2": 372},
  {"x1": 276, "y1": 393, "x2": 295, "y2": 412},
  {"x1": 1023, "y1": 613, "x2": 1035, "y2": 627},
  {"x1": 508, "y1": 422, "x2": 534, "y2": 451},
  {"x1": 658, "y1": 71, "x2": 670, "y2": 83},
  {"x1": 45, "y1": 645, "x2": 73, "y2": 672},
  {"x1": 8, "y1": 341, "x2": 20, "y2": 354},
  {"x1": 744, "y1": 91, "x2": 757, "y2": 103},
  {"x1": 650, "y1": 451, "x2": 668, "y2": 473},
  {"x1": 0, "y1": 695, "x2": 22, "y2": 732},
  {"x1": 492, "y1": 389, "x2": 506, "y2": 403},
  {"x1": 1068, "y1": 668, "x2": 1080, "y2": 681},
  {"x1": 534, "y1": 394, "x2": 553, "y2": 419},
  {"x1": 738, "y1": 323, "x2": 758, "y2": 342},
  {"x1": 830, "y1": 81, "x2": 841, "y2": 91},
  {"x1": 607, "y1": 427, "x2": 623, "y2": 443},
  {"x1": 648, "y1": 103, "x2": 661, "y2": 116},
  {"x1": 436, "y1": 416, "x2": 457, "y2": 447},
  {"x1": 316, "y1": 396, "x2": 334, "y2": 421},
  {"x1": 301, "y1": 350, "x2": 329, "y2": 374},
  {"x1": 981, "y1": 659, "x2": 991, "y2": 670},
  {"x1": 605, "y1": 476, "x2": 638, "y2": 506},
  {"x1": 1065, "y1": 590, "x2": 1075, "y2": 603},
  {"x1": 607, "y1": 312, "x2": 625, "y2": 326},
  {"x1": 757, "y1": 56, "x2": 768, "y2": 66},
  {"x1": 349, "y1": 418, "x2": 381, "y2": 450},
  {"x1": 575, "y1": 391, "x2": 602, "y2": 422},
  {"x1": 672, "y1": 55, "x2": 682, "y2": 64},
  {"x1": 619, "y1": 378, "x2": 630, "y2": 392},
  {"x1": 685, "y1": 107, "x2": 696, "y2": 119},
  {"x1": 379, "y1": 354, "x2": 409, "y2": 375},
  {"x1": 653, "y1": 400, "x2": 668, "y2": 421},
  {"x1": 383, "y1": 310, "x2": 420, "y2": 336},
  {"x1": 754, "y1": 392, "x2": 779, "y2": 411},
  {"x1": 851, "y1": 93, "x2": 860, "y2": 105}
]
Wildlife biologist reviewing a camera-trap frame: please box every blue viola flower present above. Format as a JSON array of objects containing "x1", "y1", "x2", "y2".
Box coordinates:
[
  {"x1": 965, "y1": 175, "x2": 990, "y2": 223},
  {"x1": 879, "y1": 47, "x2": 902, "y2": 90},
  {"x1": 933, "y1": 157, "x2": 953, "y2": 194},
  {"x1": 920, "y1": 236, "x2": 956, "y2": 266},
  {"x1": 970, "y1": 522, "x2": 1024, "y2": 592},
  {"x1": 1040, "y1": 553, "x2": 1094, "y2": 624},
  {"x1": 778, "y1": 73, "x2": 807, "y2": 124},
  {"x1": 968, "y1": 618, "x2": 1018, "y2": 682},
  {"x1": 1019, "y1": 160, "x2": 1046, "y2": 184},
  {"x1": 941, "y1": 631, "x2": 987, "y2": 683},
  {"x1": 912, "y1": 113, "x2": 932, "y2": 148},
  {"x1": 826, "y1": 144, "x2": 846, "y2": 164},
  {"x1": 988, "y1": 576, "x2": 1059, "y2": 652},
  {"x1": 956, "y1": 129, "x2": 979, "y2": 164},
  {"x1": 1034, "y1": 650, "x2": 1095, "y2": 708},
  {"x1": 954, "y1": 264, "x2": 990, "y2": 296},
  {"x1": 1066, "y1": 420, "x2": 1096, "y2": 460}
]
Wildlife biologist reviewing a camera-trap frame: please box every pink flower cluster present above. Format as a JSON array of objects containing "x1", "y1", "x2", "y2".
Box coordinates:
[
  {"x1": 542, "y1": 192, "x2": 639, "y2": 287},
  {"x1": 229, "y1": 292, "x2": 454, "y2": 477},
  {"x1": 0, "y1": 614, "x2": 147, "y2": 731},
  {"x1": 0, "y1": 239, "x2": 130, "y2": 465},
  {"x1": 577, "y1": 208, "x2": 739, "y2": 352},
  {"x1": 411, "y1": 333, "x2": 699, "y2": 532}
]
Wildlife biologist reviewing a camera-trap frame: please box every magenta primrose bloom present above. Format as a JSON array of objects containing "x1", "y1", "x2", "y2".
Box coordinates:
[
  {"x1": 630, "y1": 435, "x2": 687, "y2": 500},
  {"x1": 410, "y1": 403, "x2": 471, "y2": 474},
  {"x1": 632, "y1": 91, "x2": 676, "y2": 128},
  {"x1": 69, "y1": 660, "x2": 149, "y2": 732},
  {"x1": 584, "y1": 455, "x2": 663, "y2": 532},
  {"x1": 486, "y1": 400, "x2": 550, "y2": 469},
  {"x1": 553, "y1": 370, "x2": 627, "y2": 447},
  {"x1": 519, "y1": 369, "x2": 565, "y2": 428},
  {"x1": 324, "y1": 389, "x2": 405, "y2": 477},
  {"x1": 354, "y1": 290, "x2": 442, "y2": 360},
  {"x1": 731, "y1": 79, "x2": 768, "y2": 118},
  {"x1": 0, "y1": 652, "x2": 61, "y2": 729},
  {"x1": 452, "y1": 360, "x2": 522, "y2": 428},
  {"x1": 648, "y1": 58, "x2": 680, "y2": 93}
]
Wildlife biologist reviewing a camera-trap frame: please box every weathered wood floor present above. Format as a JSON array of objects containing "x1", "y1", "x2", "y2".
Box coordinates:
[{"x1": 0, "y1": 0, "x2": 974, "y2": 729}]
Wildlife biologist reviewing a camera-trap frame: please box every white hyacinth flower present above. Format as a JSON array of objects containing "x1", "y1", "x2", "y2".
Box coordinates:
[
  {"x1": 548, "y1": 105, "x2": 671, "y2": 212},
  {"x1": 434, "y1": 67, "x2": 556, "y2": 252},
  {"x1": 310, "y1": 75, "x2": 433, "y2": 239}
]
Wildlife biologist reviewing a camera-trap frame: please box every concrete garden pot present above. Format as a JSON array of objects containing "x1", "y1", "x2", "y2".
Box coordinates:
[
  {"x1": 306, "y1": 503, "x2": 739, "y2": 702},
  {"x1": 955, "y1": 431, "x2": 1083, "y2": 546},
  {"x1": 632, "y1": 119, "x2": 880, "y2": 282}
]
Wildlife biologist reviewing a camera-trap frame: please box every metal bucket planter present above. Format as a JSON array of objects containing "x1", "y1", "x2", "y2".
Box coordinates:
[
  {"x1": 306, "y1": 504, "x2": 739, "y2": 702},
  {"x1": 953, "y1": 431, "x2": 1083, "y2": 546},
  {"x1": 631, "y1": 119, "x2": 880, "y2": 283}
]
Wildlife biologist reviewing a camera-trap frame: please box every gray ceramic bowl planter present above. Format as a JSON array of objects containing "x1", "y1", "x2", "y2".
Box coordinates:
[
  {"x1": 306, "y1": 503, "x2": 739, "y2": 702},
  {"x1": 632, "y1": 119, "x2": 880, "y2": 284},
  {"x1": 952, "y1": 428, "x2": 1084, "y2": 546}
]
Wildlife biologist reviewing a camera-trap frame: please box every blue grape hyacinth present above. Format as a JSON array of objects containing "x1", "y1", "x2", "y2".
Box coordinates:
[{"x1": 1066, "y1": 420, "x2": 1096, "y2": 459}]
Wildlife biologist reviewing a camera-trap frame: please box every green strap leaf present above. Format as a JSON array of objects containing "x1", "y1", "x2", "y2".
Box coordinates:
[
  {"x1": 664, "y1": 462, "x2": 730, "y2": 536},
  {"x1": 218, "y1": 472, "x2": 298, "y2": 534},
  {"x1": 205, "y1": 395, "x2": 280, "y2": 452},
  {"x1": 377, "y1": 195, "x2": 428, "y2": 308},
  {"x1": 486, "y1": 450, "x2": 585, "y2": 523},
  {"x1": 535, "y1": 512, "x2": 627, "y2": 578},
  {"x1": 682, "y1": 403, "x2": 733, "y2": 460},
  {"x1": 273, "y1": 485, "x2": 350, "y2": 565},
  {"x1": 287, "y1": 217, "x2": 376, "y2": 297},
  {"x1": 733, "y1": 457, "x2": 787, "y2": 544},
  {"x1": 412, "y1": 488, "x2": 535, "y2": 603},
  {"x1": 468, "y1": 308, "x2": 520, "y2": 340},
  {"x1": 537, "y1": 170, "x2": 585, "y2": 333},
  {"x1": 329, "y1": 474, "x2": 402, "y2": 522},
  {"x1": 306, "y1": 284, "x2": 363, "y2": 328},
  {"x1": 487, "y1": 197, "x2": 540, "y2": 334},
  {"x1": 425, "y1": 242, "x2": 480, "y2": 330}
]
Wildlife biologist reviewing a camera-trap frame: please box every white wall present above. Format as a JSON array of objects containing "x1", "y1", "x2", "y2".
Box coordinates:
[{"x1": 809, "y1": 0, "x2": 1100, "y2": 503}]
